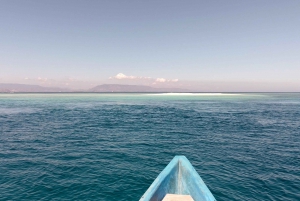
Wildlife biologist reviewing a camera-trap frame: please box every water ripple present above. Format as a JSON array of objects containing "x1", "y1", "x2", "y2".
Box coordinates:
[{"x1": 0, "y1": 93, "x2": 299, "y2": 200}]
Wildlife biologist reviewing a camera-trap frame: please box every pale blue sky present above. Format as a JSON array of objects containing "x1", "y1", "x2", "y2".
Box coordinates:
[{"x1": 0, "y1": 1, "x2": 299, "y2": 91}]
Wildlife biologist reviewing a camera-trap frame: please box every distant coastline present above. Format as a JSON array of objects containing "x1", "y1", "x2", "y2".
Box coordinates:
[
  {"x1": 0, "y1": 83, "x2": 188, "y2": 93},
  {"x1": 1, "y1": 83, "x2": 299, "y2": 93}
]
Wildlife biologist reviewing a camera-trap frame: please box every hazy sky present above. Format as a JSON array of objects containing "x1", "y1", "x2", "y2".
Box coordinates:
[{"x1": 0, "y1": 1, "x2": 299, "y2": 91}]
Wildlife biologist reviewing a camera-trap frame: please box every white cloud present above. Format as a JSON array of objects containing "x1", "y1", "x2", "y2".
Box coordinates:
[
  {"x1": 115, "y1": 73, "x2": 136, "y2": 79},
  {"x1": 109, "y1": 73, "x2": 152, "y2": 80},
  {"x1": 156, "y1": 78, "x2": 166, "y2": 82},
  {"x1": 156, "y1": 78, "x2": 179, "y2": 83},
  {"x1": 37, "y1": 77, "x2": 48, "y2": 81},
  {"x1": 109, "y1": 73, "x2": 178, "y2": 83}
]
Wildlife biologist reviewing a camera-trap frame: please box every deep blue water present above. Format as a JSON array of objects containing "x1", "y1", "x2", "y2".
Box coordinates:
[{"x1": 0, "y1": 93, "x2": 299, "y2": 201}]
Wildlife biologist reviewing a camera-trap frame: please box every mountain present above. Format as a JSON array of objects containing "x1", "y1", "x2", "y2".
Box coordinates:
[
  {"x1": 89, "y1": 84, "x2": 187, "y2": 92},
  {"x1": 0, "y1": 83, "x2": 187, "y2": 93},
  {"x1": 0, "y1": 83, "x2": 69, "y2": 92}
]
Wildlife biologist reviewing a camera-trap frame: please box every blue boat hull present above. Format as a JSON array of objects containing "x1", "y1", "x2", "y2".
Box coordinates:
[{"x1": 140, "y1": 156, "x2": 216, "y2": 201}]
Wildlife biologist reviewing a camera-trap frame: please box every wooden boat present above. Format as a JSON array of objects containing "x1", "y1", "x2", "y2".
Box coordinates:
[{"x1": 139, "y1": 156, "x2": 216, "y2": 201}]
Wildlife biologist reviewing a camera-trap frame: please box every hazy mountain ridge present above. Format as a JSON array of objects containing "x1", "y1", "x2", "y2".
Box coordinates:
[
  {"x1": 89, "y1": 84, "x2": 187, "y2": 92},
  {"x1": 0, "y1": 83, "x2": 187, "y2": 93},
  {"x1": 0, "y1": 83, "x2": 70, "y2": 92}
]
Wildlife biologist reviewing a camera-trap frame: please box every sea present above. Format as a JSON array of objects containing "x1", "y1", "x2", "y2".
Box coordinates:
[{"x1": 0, "y1": 93, "x2": 299, "y2": 201}]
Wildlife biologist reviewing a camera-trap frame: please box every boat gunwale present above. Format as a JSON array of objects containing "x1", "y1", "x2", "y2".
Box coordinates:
[{"x1": 139, "y1": 155, "x2": 216, "y2": 201}]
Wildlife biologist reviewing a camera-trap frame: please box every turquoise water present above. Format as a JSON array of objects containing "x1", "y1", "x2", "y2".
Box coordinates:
[{"x1": 0, "y1": 93, "x2": 299, "y2": 201}]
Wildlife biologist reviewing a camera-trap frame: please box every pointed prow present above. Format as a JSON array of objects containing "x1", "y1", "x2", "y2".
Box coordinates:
[{"x1": 140, "y1": 156, "x2": 216, "y2": 201}]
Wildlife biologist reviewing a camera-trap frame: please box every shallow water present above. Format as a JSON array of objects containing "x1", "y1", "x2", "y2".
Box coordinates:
[{"x1": 0, "y1": 93, "x2": 299, "y2": 200}]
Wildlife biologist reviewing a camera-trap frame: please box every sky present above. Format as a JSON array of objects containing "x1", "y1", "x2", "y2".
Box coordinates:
[{"x1": 0, "y1": 0, "x2": 299, "y2": 91}]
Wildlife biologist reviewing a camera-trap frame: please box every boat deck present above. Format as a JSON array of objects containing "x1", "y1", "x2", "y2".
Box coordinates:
[{"x1": 162, "y1": 194, "x2": 194, "y2": 201}]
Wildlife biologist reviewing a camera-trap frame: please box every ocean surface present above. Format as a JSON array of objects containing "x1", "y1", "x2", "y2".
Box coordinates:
[{"x1": 0, "y1": 93, "x2": 299, "y2": 201}]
